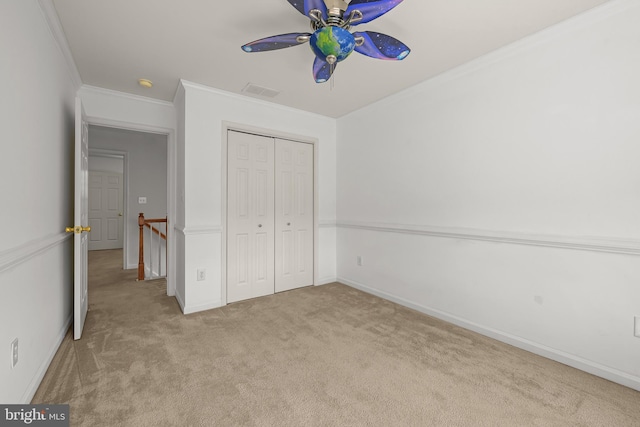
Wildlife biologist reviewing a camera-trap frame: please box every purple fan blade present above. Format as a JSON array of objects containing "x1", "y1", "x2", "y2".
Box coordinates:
[
  {"x1": 287, "y1": 0, "x2": 328, "y2": 18},
  {"x1": 353, "y1": 31, "x2": 410, "y2": 60},
  {"x1": 346, "y1": 0, "x2": 403, "y2": 25},
  {"x1": 313, "y1": 56, "x2": 336, "y2": 83},
  {"x1": 241, "y1": 33, "x2": 311, "y2": 53}
]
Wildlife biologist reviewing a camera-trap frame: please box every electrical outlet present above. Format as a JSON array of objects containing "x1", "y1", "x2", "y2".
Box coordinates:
[
  {"x1": 11, "y1": 338, "x2": 18, "y2": 369},
  {"x1": 357, "y1": 256, "x2": 363, "y2": 266},
  {"x1": 197, "y1": 269, "x2": 206, "y2": 281},
  {"x1": 635, "y1": 316, "x2": 640, "y2": 338},
  {"x1": 138, "y1": 196, "x2": 147, "y2": 204}
]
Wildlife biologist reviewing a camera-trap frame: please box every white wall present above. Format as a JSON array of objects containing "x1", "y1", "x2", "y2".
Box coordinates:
[
  {"x1": 78, "y1": 85, "x2": 176, "y2": 133},
  {"x1": 174, "y1": 85, "x2": 187, "y2": 306},
  {"x1": 176, "y1": 81, "x2": 337, "y2": 314},
  {"x1": 89, "y1": 126, "x2": 167, "y2": 268},
  {"x1": 0, "y1": 0, "x2": 77, "y2": 403},
  {"x1": 336, "y1": 0, "x2": 640, "y2": 390}
]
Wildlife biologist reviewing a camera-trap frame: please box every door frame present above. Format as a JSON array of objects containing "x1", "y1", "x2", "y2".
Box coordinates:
[
  {"x1": 221, "y1": 121, "x2": 319, "y2": 306},
  {"x1": 86, "y1": 117, "x2": 177, "y2": 297},
  {"x1": 88, "y1": 149, "x2": 128, "y2": 262}
]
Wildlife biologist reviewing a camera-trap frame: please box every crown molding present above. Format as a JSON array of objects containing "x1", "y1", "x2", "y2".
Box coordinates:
[
  {"x1": 179, "y1": 79, "x2": 335, "y2": 121},
  {"x1": 342, "y1": 0, "x2": 639, "y2": 120},
  {"x1": 37, "y1": 0, "x2": 82, "y2": 90}
]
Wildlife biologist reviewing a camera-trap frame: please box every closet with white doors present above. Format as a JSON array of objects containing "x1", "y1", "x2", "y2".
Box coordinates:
[{"x1": 226, "y1": 130, "x2": 314, "y2": 303}]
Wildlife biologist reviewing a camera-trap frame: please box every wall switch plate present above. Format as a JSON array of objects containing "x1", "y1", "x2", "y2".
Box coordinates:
[
  {"x1": 357, "y1": 256, "x2": 363, "y2": 266},
  {"x1": 138, "y1": 196, "x2": 147, "y2": 204},
  {"x1": 197, "y1": 269, "x2": 206, "y2": 281},
  {"x1": 635, "y1": 316, "x2": 640, "y2": 338},
  {"x1": 10, "y1": 338, "x2": 18, "y2": 369}
]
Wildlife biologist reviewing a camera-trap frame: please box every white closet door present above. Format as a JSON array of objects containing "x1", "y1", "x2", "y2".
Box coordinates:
[
  {"x1": 275, "y1": 139, "x2": 314, "y2": 292},
  {"x1": 227, "y1": 131, "x2": 275, "y2": 303}
]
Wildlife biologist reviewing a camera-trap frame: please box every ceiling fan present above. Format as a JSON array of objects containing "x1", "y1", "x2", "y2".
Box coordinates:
[{"x1": 241, "y1": 0, "x2": 410, "y2": 83}]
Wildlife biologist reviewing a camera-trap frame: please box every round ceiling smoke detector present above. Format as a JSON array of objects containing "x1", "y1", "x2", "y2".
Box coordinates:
[{"x1": 138, "y1": 78, "x2": 153, "y2": 88}]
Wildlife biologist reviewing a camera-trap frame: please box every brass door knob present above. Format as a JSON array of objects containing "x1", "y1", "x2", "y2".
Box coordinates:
[{"x1": 65, "y1": 226, "x2": 91, "y2": 234}]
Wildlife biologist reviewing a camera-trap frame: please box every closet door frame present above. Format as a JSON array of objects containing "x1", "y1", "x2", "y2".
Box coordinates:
[{"x1": 221, "y1": 122, "x2": 319, "y2": 306}]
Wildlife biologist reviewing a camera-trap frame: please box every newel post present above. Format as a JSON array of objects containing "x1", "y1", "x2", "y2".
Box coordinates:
[{"x1": 138, "y1": 213, "x2": 145, "y2": 281}]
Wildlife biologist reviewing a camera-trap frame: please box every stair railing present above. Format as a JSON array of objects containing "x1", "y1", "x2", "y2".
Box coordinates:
[{"x1": 138, "y1": 213, "x2": 167, "y2": 281}]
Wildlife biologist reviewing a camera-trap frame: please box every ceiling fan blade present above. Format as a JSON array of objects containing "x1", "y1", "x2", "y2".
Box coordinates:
[
  {"x1": 353, "y1": 31, "x2": 410, "y2": 60},
  {"x1": 346, "y1": 0, "x2": 404, "y2": 25},
  {"x1": 241, "y1": 33, "x2": 311, "y2": 53},
  {"x1": 287, "y1": 0, "x2": 328, "y2": 18},
  {"x1": 313, "y1": 56, "x2": 336, "y2": 83}
]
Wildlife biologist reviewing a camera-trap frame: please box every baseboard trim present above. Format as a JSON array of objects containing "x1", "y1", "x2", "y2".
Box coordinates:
[
  {"x1": 338, "y1": 277, "x2": 640, "y2": 392},
  {"x1": 316, "y1": 277, "x2": 338, "y2": 285},
  {"x1": 175, "y1": 290, "x2": 186, "y2": 313},
  {"x1": 336, "y1": 221, "x2": 640, "y2": 256},
  {"x1": 24, "y1": 314, "x2": 72, "y2": 404},
  {"x1": 182, "y1": 300, "x2": 222, "y2": 315}
]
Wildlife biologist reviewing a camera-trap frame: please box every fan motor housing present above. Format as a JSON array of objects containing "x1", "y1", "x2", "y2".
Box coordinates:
[{"x1": 309, "y1": 26, "x2": 356, "y2": 63}]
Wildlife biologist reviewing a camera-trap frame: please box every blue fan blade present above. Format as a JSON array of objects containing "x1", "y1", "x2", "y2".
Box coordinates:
[
  {"x1": 313, "y1": 57, "x2": 336, "y2": 83},
  {"x1": 241, "y1": 33, "x2": 311, "y2": 53},
  {"x1": 353, "y1": 31, "x2": 410, "y2": 60},
  {"x1": 346, "y1": 0, "x2": 404, "y2": 25},
  {"x1": 287, "y1": 0, "x2": 328, "y2": 18}
]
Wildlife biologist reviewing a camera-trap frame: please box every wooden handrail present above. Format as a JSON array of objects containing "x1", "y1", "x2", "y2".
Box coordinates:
[
  {"x1": 144, "y1": 223, "x2": 167, "y2": 240},
  {"x1": 138, "y1": 213, "x2": 168, "y2": 281},
  {"x1": 144, "y1": 221, "x2": 167, "y2": 240},
  {"x1": 143, "y1": 217, "x2": 168, "y2": 224}
]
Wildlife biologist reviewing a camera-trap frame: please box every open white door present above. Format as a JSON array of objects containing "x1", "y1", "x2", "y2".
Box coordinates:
[{"x1": 67, "y1": 97, "x2": 90, "y2": 340}]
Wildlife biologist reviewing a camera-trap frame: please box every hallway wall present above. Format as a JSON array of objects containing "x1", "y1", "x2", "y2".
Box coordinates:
[{"x1": 0, "y1": 0, "x2": 78, "y2": 403}]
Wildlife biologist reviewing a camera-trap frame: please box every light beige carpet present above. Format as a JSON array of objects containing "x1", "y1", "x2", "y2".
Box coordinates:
[{"x1": 33, "y1": 249, "x2": 640, "y2": 426}]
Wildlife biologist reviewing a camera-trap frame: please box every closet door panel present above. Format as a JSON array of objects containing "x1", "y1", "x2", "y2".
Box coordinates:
[
  {"x1": 275, "y1": 139, "x2": 314, "y2": 292},
  {"x1": 227, "y1": 131, "x2": 274, "y2": 302}
]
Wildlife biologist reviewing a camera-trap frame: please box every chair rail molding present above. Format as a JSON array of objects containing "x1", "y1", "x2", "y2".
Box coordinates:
[
  {"x1": 336, "y1": 220, "x2": 640, "y2": 256},
  {"x1": 174, "y1": 225, "x2": 223, "y2": 236},
  {"x1": 319, "y1": 219, "x2": 337, "y2": 228},
  {"x1": 0, "y1": 233, "x2": 72, "y2": 274}
]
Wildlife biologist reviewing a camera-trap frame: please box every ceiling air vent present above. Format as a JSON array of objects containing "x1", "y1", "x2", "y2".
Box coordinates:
[{"x1": 242, "y1": 83, "x2": 281, "y2": 98}]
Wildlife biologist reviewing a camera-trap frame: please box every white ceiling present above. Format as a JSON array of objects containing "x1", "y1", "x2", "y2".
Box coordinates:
[{"x1": 52, "y1": 0, "x2": 612, "y2": 118}]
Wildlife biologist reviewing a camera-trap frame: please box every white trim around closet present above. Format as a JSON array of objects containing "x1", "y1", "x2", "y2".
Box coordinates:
[{"x1": 221, "y1": 121, "x2": 320, "y2": 306}]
